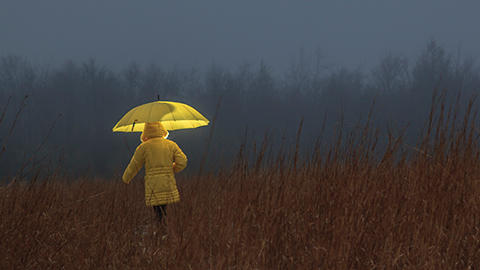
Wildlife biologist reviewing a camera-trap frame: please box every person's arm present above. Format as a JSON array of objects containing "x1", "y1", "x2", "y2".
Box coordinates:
[
  {"x1": 122, "y1": 144, "x2": 145, "y2": 183},
  {"x1": 172, "y1": 143, "x2": 187, "y2": 173}
]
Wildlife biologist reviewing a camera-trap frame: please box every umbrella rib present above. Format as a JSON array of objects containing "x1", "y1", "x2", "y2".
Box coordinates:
[
  {"x1": 183, "y1": 103, "x2": 203, "y2": 122},
  {"x1": 167, "y1": 103, "x2": 176, "y2": 122},
  {"x1": 147, "y1": 102, "x2": 155, "y2": 124}
]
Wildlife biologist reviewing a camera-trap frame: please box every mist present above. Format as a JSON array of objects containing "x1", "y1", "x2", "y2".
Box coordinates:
[
  {"x1": 1, "y1": 2, "x2": 480, "y2": 178},
  {"x1": 1, "y1": 37, "x2": 479, "y2": 178}
]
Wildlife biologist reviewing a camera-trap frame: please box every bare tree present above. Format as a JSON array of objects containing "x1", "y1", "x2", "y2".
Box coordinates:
[
  {"x1": 0, "y1": 54, "x2": 24, "y2": 96},
  {"x1": 284, "y1": 49, "x2": 312, "y2": 100},
  {"x1": 452, "y1": 47, "x2": 480, "y2": 96},
  {"x1": 412, "y1": 38, "x2": 452, "y2": 97},
  {"x1": 324, "y1": 67, "x2": 364, "y2": 100},
  {"x1": 250, "y1": 60, "x2": 275, "y2": 104},
  {"x1": 309, "y1": 46, "x2": 330, "y2": 99},
  {"x1": 162, "y1": 67, "x2": 184, "y2": 101},
  {"x1": 122, "y1": 61, "x2": 142, "y2": 104},
  {"x1": 180, "y1": 67, "x2": 203, "y2": 102},
  {"x1": 140, "y1": 63, "x2": 164, "y2": 102},
  {"x1": 371, "y1": 52, "x2": 410, "y2": 94}
]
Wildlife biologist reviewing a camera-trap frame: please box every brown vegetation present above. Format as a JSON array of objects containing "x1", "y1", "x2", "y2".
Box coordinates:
[{"x1": 2, "y1": 93, "x2": 480, "y2": 269}]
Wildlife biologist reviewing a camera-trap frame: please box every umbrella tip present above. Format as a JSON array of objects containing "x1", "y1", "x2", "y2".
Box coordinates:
[{"x1": 157, "y1": 94, "x2": 160, "y2": 101}]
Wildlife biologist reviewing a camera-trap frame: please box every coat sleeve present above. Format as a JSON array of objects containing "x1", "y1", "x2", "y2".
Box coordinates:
[
  {"x1": 172, "y1": 143, "x2": 187, "y2": 173},
  {"x1": 122, "y1": 144, "x2": 146, "y2": 184}
]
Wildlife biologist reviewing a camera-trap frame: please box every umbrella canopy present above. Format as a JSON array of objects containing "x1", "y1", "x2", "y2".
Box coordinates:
[{"x1": 112, "y1": 101, "x2": 209, "y2": 132}]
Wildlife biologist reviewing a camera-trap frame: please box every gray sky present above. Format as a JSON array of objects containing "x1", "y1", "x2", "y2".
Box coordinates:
[{"x1": 1, "y1": 1, "x2": 479, "y2": 75}]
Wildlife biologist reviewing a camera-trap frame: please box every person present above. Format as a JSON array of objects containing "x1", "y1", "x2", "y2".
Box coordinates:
[{"x1": 122, "y1": 121, "x2": 187, "y2": 227}]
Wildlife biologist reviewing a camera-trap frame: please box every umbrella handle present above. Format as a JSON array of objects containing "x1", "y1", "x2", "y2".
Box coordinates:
[{"x1": 131, "y1": 119, "x2": 138, "y2": 132}]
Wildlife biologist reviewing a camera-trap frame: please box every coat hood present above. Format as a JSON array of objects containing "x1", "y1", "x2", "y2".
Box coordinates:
[{"x1": 141, "y1": 122, "x2": 168, "y2": 142}]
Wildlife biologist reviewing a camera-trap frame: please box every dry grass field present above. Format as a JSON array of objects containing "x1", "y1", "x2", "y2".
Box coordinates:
[{"x1": 2, "y1": 97, "x2": 480, "y2": 269}]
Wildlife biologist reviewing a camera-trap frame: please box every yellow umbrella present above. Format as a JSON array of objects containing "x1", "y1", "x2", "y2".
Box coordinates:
[{"x1": 112, "y1": 101, "x2": 209, "y2": 132}]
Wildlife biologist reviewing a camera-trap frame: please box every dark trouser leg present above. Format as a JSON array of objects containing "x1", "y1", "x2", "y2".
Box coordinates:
[{"x1": 153, "y1": 204, "x2": 167, "y2": 224}]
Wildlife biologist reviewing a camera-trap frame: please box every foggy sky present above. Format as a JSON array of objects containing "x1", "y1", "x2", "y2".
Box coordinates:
[{"x1": 1, "y1": 1, "x2": 480, "y2": 75}]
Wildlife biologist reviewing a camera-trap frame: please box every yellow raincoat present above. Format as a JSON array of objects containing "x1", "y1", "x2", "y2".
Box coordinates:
[{"x1": 122, "y1": 122, "x2": 187, "y2": 206}]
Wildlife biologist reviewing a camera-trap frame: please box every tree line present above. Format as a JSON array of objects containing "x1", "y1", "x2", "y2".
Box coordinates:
[{"x1": 1, "y1": 38, "x2": 479, "y2": 179}]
